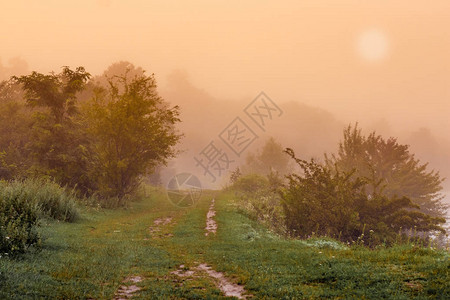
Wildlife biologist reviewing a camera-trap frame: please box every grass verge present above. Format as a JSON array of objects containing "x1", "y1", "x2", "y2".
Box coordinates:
[{"x1": 1, "y1": 188, "x2": 449, "y2": 299}]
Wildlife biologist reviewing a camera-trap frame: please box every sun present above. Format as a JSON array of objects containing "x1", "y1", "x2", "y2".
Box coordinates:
[{"x1": 356, "y1": 29, "x2": 389, "y2": 62}]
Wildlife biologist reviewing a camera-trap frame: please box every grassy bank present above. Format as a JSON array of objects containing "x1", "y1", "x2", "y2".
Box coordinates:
[{"x1": 1, "y1": 188, "x2": 449, "y2": 299}]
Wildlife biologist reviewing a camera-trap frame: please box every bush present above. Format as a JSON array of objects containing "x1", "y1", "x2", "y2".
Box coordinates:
[
  {"x1": 233, "y1": 174, "x2": 269, "y2": 195},
  {"x1": 0, "y1": 189, "x2": 41, "y2": 254},
  {"x1": 0, "y1": 179, "x2": 80, "y2": 222},
  {"x1": 231, "y1": 174, "x2": 286, "y2": 234},
  {"x1": 0, "y1": 178, "x2": 81, "y2": 254},
  {"x1": 281, "y1": 148, "x2": 446, "y2": 247}
]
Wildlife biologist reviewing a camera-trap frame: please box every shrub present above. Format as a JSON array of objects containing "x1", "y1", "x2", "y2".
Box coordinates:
[
  {"x1": 232, "y1": 174, "x2": 286, "y2": 234},
  {"x1": 0, "y1": 190, "x2": 41, "y2": 254},
  {"x1": 0, "y1": 178, "x2": 81, "y2": 254},
  {"x1": 233, "y1": 174, "x2": 269, "y2": 195},
  {"x1": 0, "y1": 178, "x2": 80, "y2": 222},
  {"x1": 281, "y1": 148, "x2": 446, "y2": 247}
]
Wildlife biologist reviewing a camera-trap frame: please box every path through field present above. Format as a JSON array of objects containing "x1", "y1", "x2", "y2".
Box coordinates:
[{"x1": 1, "y1": 189, "x2": 449, "y2": 299}]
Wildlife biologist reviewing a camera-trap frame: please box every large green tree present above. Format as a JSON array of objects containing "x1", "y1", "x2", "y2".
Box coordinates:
[
  {"x1": 13, "y1": 67, "x2": 91, "y2": 187},
  {"x1": 84, "y1": 72, "x2": 182, "y2": 199},
  {"x1": 326, "y1": 124, "x2": 447, "y2": 218}
]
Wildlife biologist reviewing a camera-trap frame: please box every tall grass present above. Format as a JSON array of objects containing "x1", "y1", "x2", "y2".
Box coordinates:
[{"x1": 0, "y1": 178, "x2": 80, "y2": 222}]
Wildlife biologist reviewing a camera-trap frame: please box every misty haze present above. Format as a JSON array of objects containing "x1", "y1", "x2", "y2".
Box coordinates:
[{"x1": 1, "y1": 1, "x2": 449, "y2": 299}]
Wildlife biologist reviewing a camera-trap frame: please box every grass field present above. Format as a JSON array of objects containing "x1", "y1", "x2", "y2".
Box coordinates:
[{"x1": 1, "y1": 188, "x2": 449, "y2": 299}]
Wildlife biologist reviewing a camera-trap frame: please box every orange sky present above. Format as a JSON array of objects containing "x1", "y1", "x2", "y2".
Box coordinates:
[{"x1": 1, "y1": 0, "x2": 449, "y2": 132}]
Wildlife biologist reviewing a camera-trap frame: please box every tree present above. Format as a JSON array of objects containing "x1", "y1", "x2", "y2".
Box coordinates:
[
  {"x1": 0, "y1": 79, "x2": 32, "y2": 179},
  {"x1": 326, "y1": 124, "x2": 447, "y2": 218},
  {"x1": 84, "y1": 72, "x2": 182, "y2": 199},
  {"x1": 14, "y1": 67, "x2": 90, "y2": 123},
  {"x1": 243, "y1": 137, "x2": 291, "y2": 176},
  {"x1": 91, "y1": 61, "x2": 145, "y2": 89},
  {"x1": 281, "y1": 148, "x2": 445, "y2": 246},
  {"x1": 13, "y1": 67, "x2": 91, "y2": 187},
  {"x1": 0, "y1": 78, "x2": 26, "y2": 103}
]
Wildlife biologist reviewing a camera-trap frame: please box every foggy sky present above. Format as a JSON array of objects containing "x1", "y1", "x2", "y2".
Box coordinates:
[{"x1": 1, "y1": 0, "x2": 449, "y2": 192}]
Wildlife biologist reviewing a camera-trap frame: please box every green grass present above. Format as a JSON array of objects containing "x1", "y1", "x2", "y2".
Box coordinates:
[
  {"x1": 201, "y1": 192, "x2": 450, "y2": 298},
  {"x1": 0, "y1": 178, "x2": 80, "y2": 222},
  {"x1": 1, "y1": 188, "x2": 449, "y2": 299}
]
